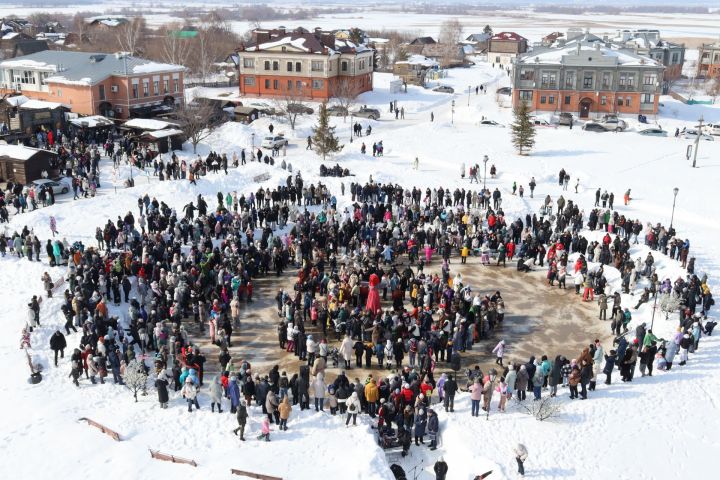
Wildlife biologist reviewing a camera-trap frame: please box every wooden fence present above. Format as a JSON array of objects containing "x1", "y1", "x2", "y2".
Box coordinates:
[
  {"x1": 78, "y1": 417, "x2": 122, "y2": 441},
  {"x1": 149, "y1": 449, "x2": 198, "y2": 467},
  {"x1": 230, "y1": 469, "x2": 283, "y2": 480}
]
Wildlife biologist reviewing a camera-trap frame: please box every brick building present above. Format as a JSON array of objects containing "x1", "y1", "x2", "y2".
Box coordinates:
[
  {"x1": 697, "y1": 41, "x2": 720, "y2": 78},
  {"x1": 611, "y1": 30, "x2": 685, "y2": 81},
  {"x1": 0, "y1": 50, "x2": 185, "y2": 119},
  {"x1": 512, "y1": 40, "x2": 664, "y2": 117},
  {"x1": 236, "y1": 27, "x2": 373, "y2": 100}
]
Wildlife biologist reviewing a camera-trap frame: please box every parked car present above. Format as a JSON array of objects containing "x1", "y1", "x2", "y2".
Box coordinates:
[
  {"x1": 707, "y1": 123, "x2": 720, "y2": 136},
  {"x1": 327, "y1": 105, "x2": 348, "y2": 116},
  {"x1": 30, "y1": 178, "x2": 70, "y2": 194},
  {"x1": 529, "y1": 116, "x2": 553, "y2": 127},
  {"x1": 261, "y1": 135, "x2": 288, "y2": 149},
  {"x1": 479, "y1": 119, "x2": 504, "y2": 127},
  {"x1": 287, "y1": 103, "x2": 314, "y2": 115},
  {"x1": 432, "y1": 85, "x2": 454, "y2": 94},
  {"x1": 637, "y1": 127, "x2": 668, "y2": 137},
  {"x1": 684, "y1": 129, "x2": 714, "y2": 141},
  {"x1": 496, "y1": 87, "x2": 512, "y2": 96},
  {"x1": 597, "y1": 114, "x2": 627, "y2": 131},
  {"x1": 582, "y1": 122, "x2": 607, "y2": 132},
  {"x1": 353, "y1": 107, "x2": 381, "y2": 120},
  {"x1": 244, "y1": 101, "x2": 277, "y2": 116},
  {"x1": 558, "y1": 112, "x2": 574, "y2": 126}
]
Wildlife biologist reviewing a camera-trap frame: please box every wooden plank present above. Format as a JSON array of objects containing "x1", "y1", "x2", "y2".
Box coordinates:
[
  {"x1": 149, "y1": 449, "x2": 198, "y2": 467},
  {"x1": 230, "y1": 468, "x2": 283, "y2": 480},
  {"x1": 78, "y1": 417, "x2": 121, "y2": 441}
]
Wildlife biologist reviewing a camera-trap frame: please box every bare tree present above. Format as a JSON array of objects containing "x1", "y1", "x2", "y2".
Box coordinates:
[
  {"x1": 438, "y1": 19, "x2": 463, "y2": 66},
  {"x1": 273, "y1": 85, "x2": 311, "y2": 130},
  {"x1": 176, "y1": 102, "x2": 224, "y2": 153},
  {"x1": 330, "y1": 79, "x2": 358, "y2": 119},
  {"x1": 115, "y1": 17, "x2": 146, "y2": 55},
  {"x1": 706, "y1": 73, "x2": 720, "y2": 104},
  {"x1": 122, "y1": 359, "x2": 148, "y2": 402},
  {"x1": 514, "y1": 396, "x2": 562, "y2": 421},
  {"x1": 160, "y1": 24, "x2": 192, "y2": 66}
]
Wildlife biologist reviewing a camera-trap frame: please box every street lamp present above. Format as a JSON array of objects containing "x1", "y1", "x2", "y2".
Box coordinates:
[
  {"x1": 670, "y1": 187, "x2": 679, "y2": 231},
  {"x1": 451, "y1": 100, "x2": 455, "y2": 125},
  {"x1": 350, "y1": 114, "x2": 354, "y2": 144},
  {"x1": 692, "y1": 115, "x2": 703, "y2": 168},
  {"x1": 483, "y1": 155, "x2": 489, "y2": 192},
  {"x1": 486, "y1": 368, "x2": 497, "y2": 421}
]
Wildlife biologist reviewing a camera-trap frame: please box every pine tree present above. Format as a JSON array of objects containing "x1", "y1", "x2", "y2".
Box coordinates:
[
  {"x1": 510, "y1": 100, "x2": 536, "y2": 155},
  {"x1": 483, "y1": 25, "x2": 493, "y2": 36},
  {"x1": 312, "y1": 102, "x2": 343, "y2": 160}
]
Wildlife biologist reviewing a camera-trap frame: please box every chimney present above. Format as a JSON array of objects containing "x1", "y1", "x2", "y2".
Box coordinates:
[{"x1": 252, "y1": 30, "x2": 270, "y2": 46}]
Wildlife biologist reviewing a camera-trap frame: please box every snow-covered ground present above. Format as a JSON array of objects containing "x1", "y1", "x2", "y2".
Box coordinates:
[{"x1": 2, "y1": 59, "x2": 720, "y2": 480}]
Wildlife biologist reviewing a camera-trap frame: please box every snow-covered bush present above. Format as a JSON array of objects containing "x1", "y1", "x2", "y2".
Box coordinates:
[
  {"x1": 659, "y1": 292, "x2": 681, "y2": 320},
  {"x1": 515, "y1": 396, "x2": 562, "y2": 421},
  {"x1": 123, "y1": 359, "x2": 148, "y2": 402}
]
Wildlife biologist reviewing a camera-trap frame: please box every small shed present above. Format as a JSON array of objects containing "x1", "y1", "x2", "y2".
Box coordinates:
[
  {"x1": 233, "y1": 106, "x2": 259, "y2": 124},
  {"x1": 140, "y1": 128, "x2": 185, "y2": 154},
  {"x1": 0, "y1": 143, "x2": 56, "y2": 184}
]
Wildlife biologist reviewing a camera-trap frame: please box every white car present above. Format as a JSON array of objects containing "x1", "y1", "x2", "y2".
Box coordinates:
[
  {"x1": 30, "y1": 178, "x2": 71, "y2": 194},
  {"x1": 684, "y1": 129, "x2": 714, "y2": 141},
  {"x1": 529, "y1": 117, "x2": 553, "y2": 127},
  {"x1": 261, "y1": 135, "x2": 288, "y2": 149},
  {"x1": 707, "y1": 123, "x2": 720, "y2": 136}
]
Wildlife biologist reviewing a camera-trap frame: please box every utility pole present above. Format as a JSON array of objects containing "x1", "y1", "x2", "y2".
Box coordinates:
[
  {"x1": 451, "y1": 100, "x2": 455, "y2": 125},
  {"x1": 467, "y1": 85, "x2": 471, "y2": 106},
  {"x1": 692, "y1": 115, "x2": 703, "y2": 168}
]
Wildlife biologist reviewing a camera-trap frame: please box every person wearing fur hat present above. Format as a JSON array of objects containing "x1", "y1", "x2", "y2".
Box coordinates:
[{"x1": 155, "y1": 369, "x2": 169, "y2": 408}]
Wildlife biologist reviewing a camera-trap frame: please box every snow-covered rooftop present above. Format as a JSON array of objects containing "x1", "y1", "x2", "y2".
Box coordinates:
[
  {"x1": 20, "y1": 99, "x2": 65, "y2": 110},
  {"x1": 0, "y1": 143, "x2": 45, "y2": 160},
  {"x1": 396, "y1": 55, "x2": 439, "y2": 67},
  {"x1": 518, "y1": 43, "x2": 662, "y2": 67},
  {"x1": 69, "y1": 115, "x2": 115, "y2": 128},
  {"x1": 124, "y1": 118, "x2": 178, "y2": 131}
]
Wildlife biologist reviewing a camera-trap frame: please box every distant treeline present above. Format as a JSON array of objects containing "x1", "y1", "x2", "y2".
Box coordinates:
[{"x1": 532, "y1": 6, "x2": 712, "y2": 14}]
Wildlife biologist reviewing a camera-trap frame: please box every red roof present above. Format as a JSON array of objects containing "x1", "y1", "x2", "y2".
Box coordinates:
[{"x1": 491, "y1": 32, "x2": 526, "y2": 42}]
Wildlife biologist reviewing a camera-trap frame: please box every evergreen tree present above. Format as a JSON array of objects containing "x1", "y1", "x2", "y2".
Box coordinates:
[
  {"x1": 483, "y1": 24, "x2": 493, "y2": 36},
  {"x1": 510, "y1": 100, "x2": 536, "y2": 155},
  {"x1": 312, "y1": 102, "x2": 343, "y2": 160}
]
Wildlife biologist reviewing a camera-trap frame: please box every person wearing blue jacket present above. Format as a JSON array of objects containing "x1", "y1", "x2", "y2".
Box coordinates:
[
  {"x1": 414, "y1": 408, "x2": 427, "y2": 445},
  {"x1": 228, "y1": 376, "x2": 241, "y2": 413},
  {"x1": 603, "y1": 350, "x2": 617, "y2": 385}
]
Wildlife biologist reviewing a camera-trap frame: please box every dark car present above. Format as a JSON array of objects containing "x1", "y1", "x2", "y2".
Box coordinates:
[
  {"x1": 433, "y1": 85, "x2": 455, "y2": 94},
  {"x1": 287, "y1": 103, "x2": 314, "y2": 115},
  {"x1": 327, "y1": 105, "x2": 348, "y2": 116},
  {"x1": 582, "y1": 122, "x2": 607, "y2": 132},
  {"x1": 496, "y1": 87, "x2": 512, "y2": 96},
  {"x1": 353, "y1": 107, "x2": 381, "y2": 120}
]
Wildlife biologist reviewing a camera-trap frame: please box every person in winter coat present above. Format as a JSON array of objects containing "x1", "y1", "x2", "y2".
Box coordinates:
[
  {"x1": 492, "y1": 340, "x2": 505, "y2": 366},
  {"x1": 505, "y1": 365, "x2": 517, "y2": 400},
  {"x1": 364, "y1": 378, "x2": 380, "y2": 417},
  {"x1": 434, "y1": 457, "x2": 448, "y2": 480},
  {"x1": 278, "y1": 396, "x2": 292, "y2": 431},
  {"x1": 532, "y1": 363, "x2": 544, "y2": 400},
  {"x1": 515, "y1": 365, "x2": 528, "y2": 401},
  {"x1": 414, "y1": 408, "x2": 427, "y2": 445},
  {"x1": 312, "y1": 373, "x2": 326, "y2": 412},
  {"x1": 228, "y1": 376, "x2": 241, "y2": 413},
  {"x1": 182, "y1": 377, "x2": 199, "y2": 412},
  {"x1": 233, "y1": 399, "x2": 248, "y2": 440},
  {"x1": 427, "y1": 409, "x2": 439, "y2": 450},
  {"x1": 266, "y1": 390, "x2": 280, "y2": 424},
  {"x1": 209, "y1": 375, "x2": 224, "y2": 413},
  {"x1": 514, "y1": 443, "x2": 528, "y2": 477},
  {"x1": 549, "y1": 356, "x2": 562, "y2": 397},
  {"x1": 155, "y1": 369, "x2": 169, "y2": 408},
  {"x1": 444, "y1": 373, "x2": 458, "y2": 412},
  {"x1": 49, "y1": 330, "x2": 67, "y2": 366},
  {"x1": 568, "y1": 364, "x2": 581, "y2": 399},
  {"x1": 258, "y1": 417, "x2": 271, "y2": 441},
  {"x1": 470, "y1": 378, "x2": 482, "y2": 416},
  {"x1": 346, "y1": 391, "x2": 361, "y2": 426},
  {"x1": 603, "y1": 350, "x2": 617, "y2": 385},
  {"x1": 679, "y1": 333, "x2": 692, "y2": 366},
  {"x1": 339, "y1": 335, "x2": 354, "y2": 369},
  {"x1": 580, "y1": 360, "x2": 593, "y2": 399}
]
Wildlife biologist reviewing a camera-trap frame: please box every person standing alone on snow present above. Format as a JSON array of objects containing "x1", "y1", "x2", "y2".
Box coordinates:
[{"x1": 514, "y1": 443, "x2": 528, "y2": 477}]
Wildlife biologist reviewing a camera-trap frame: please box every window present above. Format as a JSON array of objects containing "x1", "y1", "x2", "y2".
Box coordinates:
[
  {"x1": 602, "y1": 73, "x2": 612, "y2": 89},
  {"x1": 600, "y1": 95, "x2": 606, "y2": 105},
  {"x1": 163, "y1": 79, "x2": 169, "y2": 94},
  {"x1": 359, "y1": 59, "x2": 366, "y2": 70},
  {"x1": 582, "y1": 72, "x2": 594, "y2": 88},
  {"x1": 132, "y1": 84, "x2": 138, "y2": 99},
  {"x1": 540, "y1": 72, "x2": 556, "y2": 89},
  {"x1": 272, "y1": 61, "x2": 279, "y2": 71},
  {"x1": 264, "y1": 79, "x2": 270, "y2": 89},
  {"x1": 617, "y1": 96, "x2": 623, "y2": 106},
  {"x1": 56, "y1": 88, "x2": 62, "y2": 97},
  {"x1": 564, "y1": 95, "x2": 571, "y2": 105},
  {"x1": 341, "y1": 61, "x2": 348, "y2": 72},
  {"x1": 564, "y1": 71, "x2": 575, "y2": 89},
  {"x1": 295, "y1": 62, "x2": 301, "y2": 72},
  {"x1": 98, "y1": 85, "x2": 105, "y2": 100},
  {"x1": 273, "y1": 79, "x2": 279, "y2": 89},
  {"x1": 311, "y1": 60, "x2": 323, "y2": 72},
  {"x1": 243, "y1": 58, "x2": 254, "y2": 68},
  {"x1": 495, "y1": 56, "x2": 501, "y2": 63},
  {"x1": 287, "y1": 80, "x2": 292, "y2": 90},
  {"x1": 619, "y1": 73, "x2": 635, "y2": 90},
  {"x1": 312, "y1": 79, "x2": 324, "y2": 89},
  {"x1": 264, "y1": 60, "x2": 271, "y2": 70},
  {"x1": 287, "y1": 61, "x2": 293, "y2": 72},
  {"x1": 153, "y1": 80, "x2": 159, "y2": 96},
  {"x1": 519, "y1": 69, "x2": 534, "y2": 81},
  {"x1": 641, "y1": 94, "x2": 654, "y2": 104},
  {"x1": 244, "y1": 76, "x2": 255, "y2": 86},
  {"x1": 643, "y1": 73, "x2": 657, "y2": 85},
  {"x1": 296, "y1": 80, "x2": 302, "y2": 91},
  {"x1": 671, "y1": 52, "x2": 679, "y2": 64},
  {"x1": 540, "y1": 95, "x2": 547, "y2": 104},
  {"x1": 625, "y1": 97, "x2": 631, "y2": 107},
  {"x1": 519, "y1": 90, "x2": 533, "y2": 101},
  {"x1": 548, "y1": 95, "x2": 555, "y2": 105},
  {"x1": 173, "y1": 80, "x2": 179, "y2": 93},
  {"x1": 142, "y1": 81, "x2": 149, "y2": 97}
]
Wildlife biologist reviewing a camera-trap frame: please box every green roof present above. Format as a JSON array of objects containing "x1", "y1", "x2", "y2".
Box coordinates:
[{"x1": 169, "y1": 30, "x2": 198, "y2": 39}]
